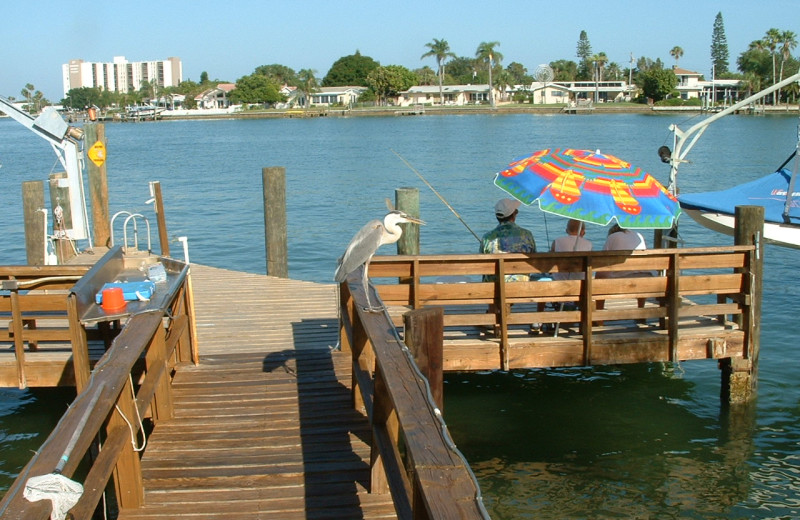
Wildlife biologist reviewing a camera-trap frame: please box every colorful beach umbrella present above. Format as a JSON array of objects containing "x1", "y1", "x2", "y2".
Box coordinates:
[{"x1": 494, "y1": 148, "x2": 681, "y2": 229}]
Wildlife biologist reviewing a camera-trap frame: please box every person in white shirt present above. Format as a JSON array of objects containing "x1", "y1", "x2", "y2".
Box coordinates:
[{"x1": 550, "y1": 219, "x2": 592, "y2": 281}]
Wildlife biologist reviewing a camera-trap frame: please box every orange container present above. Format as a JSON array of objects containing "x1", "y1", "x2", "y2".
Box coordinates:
[{"x1": 101, "y1": 287, "x2": 126, "y2": 313}]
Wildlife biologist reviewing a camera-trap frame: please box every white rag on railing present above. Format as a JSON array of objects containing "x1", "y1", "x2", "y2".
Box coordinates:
[{"x1": 23, "y1": 473, "x2": 83, "y2": 520}]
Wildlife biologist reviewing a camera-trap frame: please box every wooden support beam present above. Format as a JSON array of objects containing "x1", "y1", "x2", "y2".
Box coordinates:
[{"x1": 403, "y1": 307, "x2": 444, "y2": 411}]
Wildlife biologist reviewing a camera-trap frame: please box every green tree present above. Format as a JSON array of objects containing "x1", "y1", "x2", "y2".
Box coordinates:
[
  {"x1": 20, "y1": 83, "x2": 34, "y2": 113},
  {"x1": 230, "y1": 74, "x2": 283, "y2": 105},
  {"x1": 737, "y1": 39, "x2": 772, "y2": 89},
  {"x1": 475, "y1": 41, "x2": 502, "y2": 108},
  {"x1": 606, "y1": 62, "x2": 621, "y2": 81},
  {"x1": 710, "y1": 12, "x2": 729, "y2": 75},
  {"x1": 414, "y1": 66, "x2": 437, "y2": 85},
  {"x1": 445, "y1": 56, "x2": 479, "y2": 84},
  {"x1": 576, "y1": 30, "x2": 592, "y2": 79},
  {"x1": 200, "y1": 71, "x2": 209, "y2": 84},
  {"x1": 777, "y1": 30, "x2": 798, "y2": 102},
  {"x1": 591, "y1": 52, "x2": 608, "y2": 81},
  {"x1": 494, "y1": 69, "x2": 513, "y2": 101},
  {"x1": 549, "y1": 60, "x2": 578, "y2": 81},
  {"x1": 506, "y1": 62, "x2": 531, "y2": 84},
  {"x1": 670, "y1": 46, "x2": 684, "y2": 67},
  {"x1": 366, "y1": 65, "x2": 417, "y2": 105},
  {"x1": 297, "y1": 68, "x2": 318, "y2": 109},
  {"x1": 640, "y1": 68, "x2": 678, "y2": 102},
  {"x1": 254, "y1": 64, "x2": 298, "y2": 86},
  {"x1": 421, "y1": 38, "x2": 456, "y2": 105},
  {"x1": 322, "y1": 51, "x2": 380, "y2": 87},
  {"x1": 62, "y1": 87, "x2": 103, "y2": 109}
]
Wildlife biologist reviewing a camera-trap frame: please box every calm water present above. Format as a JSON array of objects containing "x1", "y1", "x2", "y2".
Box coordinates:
[{"x1": 1, "y1": 113, "x2": 799, "y2": 518}]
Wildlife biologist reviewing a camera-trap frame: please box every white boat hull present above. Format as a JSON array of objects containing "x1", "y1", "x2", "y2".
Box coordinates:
[{"x1": 684, "y1": 208, "x2": 800, "y2": 250}]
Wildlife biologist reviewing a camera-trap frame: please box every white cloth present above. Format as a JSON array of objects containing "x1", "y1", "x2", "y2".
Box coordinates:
[
  {"x1": 602, "y1": 230, "x2": 646, "y2": 251},
  {"x1": 551, "y1": 234, "x2": 592, "y2": 280},
  {"x1": 24, "y1": 473, "x2": 83, "y2": 520},
  {"x1": 600, "y1": 230, "x2": 650, "y2": 279}
]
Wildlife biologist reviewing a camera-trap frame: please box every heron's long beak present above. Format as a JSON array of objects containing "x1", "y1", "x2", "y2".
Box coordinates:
[{"x1": 407, "y1": 217, "x2": 426, "y2": 225}]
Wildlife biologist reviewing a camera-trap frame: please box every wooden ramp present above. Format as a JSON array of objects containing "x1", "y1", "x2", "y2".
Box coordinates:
[{"x1": 118, "y1": 265, "x2": 397, "y2": 519}]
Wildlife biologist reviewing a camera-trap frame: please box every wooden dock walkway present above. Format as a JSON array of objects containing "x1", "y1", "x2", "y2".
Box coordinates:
[{"x1": 117, "y1": 265, "x2": 398, "y2": 519}]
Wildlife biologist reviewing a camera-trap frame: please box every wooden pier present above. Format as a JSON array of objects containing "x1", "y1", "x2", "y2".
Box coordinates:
[{"x1": 0, "y1": 241, "x2": 759, "y2": 519}]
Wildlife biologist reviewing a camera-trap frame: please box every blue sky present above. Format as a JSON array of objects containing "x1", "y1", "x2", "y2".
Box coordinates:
[{"x1": 3, "y1": 0, "x2": 797, "y2": 101}]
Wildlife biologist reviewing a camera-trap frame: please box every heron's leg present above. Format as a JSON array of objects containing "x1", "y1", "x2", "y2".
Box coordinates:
[{"x1": 362, "y1": 260, "x2": 384, "y2": 313}]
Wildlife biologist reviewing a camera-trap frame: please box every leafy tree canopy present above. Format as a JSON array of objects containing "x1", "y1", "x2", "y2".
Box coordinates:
[
  {"x1": 549, "y1": 60, "x2": 578, "y2": 81},
  {"x1": 444, "y1": 56, "x2": 479, "y2": 84},
  {"x1": 639, "y1": 68, "x2": 677, "y2": 101},
  {"x1": 711, "y1": 12, "x2": 730, "y2": 75},
  {"x1": 322, "y1": 51, "x2": 380, "y2": 87},
  {"x1": 506, "y1": 62, "x2": 532, "y2": 84},
  {"x1": 254, "y1": 64, "x2": 298, "y2": 87},
  {"x1": 62, "y1": 87, "x2": 103, "y2": 109},
  {"x1": 230, "y1": 74, "x2": 284, "y2": 104},
  {"x1": 366, "y1": 65, "x2": 418, "y2": 104}
]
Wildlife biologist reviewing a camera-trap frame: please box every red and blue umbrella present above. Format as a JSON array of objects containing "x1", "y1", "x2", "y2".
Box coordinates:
[{"x1": 494, "y1": 148, "x2": 681, "y2": 229}]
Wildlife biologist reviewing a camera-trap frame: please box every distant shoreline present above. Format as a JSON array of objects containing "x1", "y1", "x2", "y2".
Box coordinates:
[{"x1": 146, "y1": 103, "x2": 799, "y2": 121}]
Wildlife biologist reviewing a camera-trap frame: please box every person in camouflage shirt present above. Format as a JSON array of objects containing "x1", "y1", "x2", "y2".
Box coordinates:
[{"x1": 480, "y1": 198, "x2": 536, "y2": 282}]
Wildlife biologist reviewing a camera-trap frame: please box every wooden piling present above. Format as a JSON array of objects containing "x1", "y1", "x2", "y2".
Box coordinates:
[
  {"x1": 151, "y1": 181, "x2": 170, "y2": 257},
  {"x1": 84, "y1": 123, "x2": 111, "y2": 247},
  {"x1": 403, "y1": 307, "x2": 444, "y2": 411},
  {"x1": 22, "y1": 181, "x2": 45, "y2": 265},
  {"x1": 394, "y1": 187, "x2": 420, "y2": 255},
  {"x1": 721, "y1": 205, "x2": 763, "y2": 404},
  {"x1": 262, "y1": 167, "x2": 288, "y2": 278}
]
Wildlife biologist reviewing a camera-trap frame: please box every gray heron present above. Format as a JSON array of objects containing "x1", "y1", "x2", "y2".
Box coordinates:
[{"x1": 334, "y1": 210, "x2": 425, "y2": 312}]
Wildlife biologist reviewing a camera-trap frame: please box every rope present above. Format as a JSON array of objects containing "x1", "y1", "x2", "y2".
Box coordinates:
[{"x1": 114, "y1": 373, "x2": 147, "y2": 452}]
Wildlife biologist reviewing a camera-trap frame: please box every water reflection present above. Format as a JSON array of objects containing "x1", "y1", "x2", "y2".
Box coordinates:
[{"x1": 444, "y1": 365, "x2": 761, "y2": 518}]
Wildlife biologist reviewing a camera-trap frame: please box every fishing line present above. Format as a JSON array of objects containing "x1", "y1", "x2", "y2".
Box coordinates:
[{"x1": 390, "y1": 149, "x2": 481, "y2": 243}]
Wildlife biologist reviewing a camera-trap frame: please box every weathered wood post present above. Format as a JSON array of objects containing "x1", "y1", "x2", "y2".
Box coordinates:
[
  {"x1": 403, "y1": 307, "x2": 444, "y2": 411},
  {"x1": 394, "y1": 187, "x2": 420, "y2": 255},
  {"x1": 22, "y1": 181, "x2": 45, "y2": 265},
  {"x1": 262, "y1": 167, "x2": 288, "y2": 278},
  {"x1": 721, "y1": 205, "x2": 763, "y2": 404},
  {"x1": 84, "y1": 123, "x2": 111, "y2": 248},
  {"x1": 150, "y1": 181, "x2": 170, "y2": 257}
]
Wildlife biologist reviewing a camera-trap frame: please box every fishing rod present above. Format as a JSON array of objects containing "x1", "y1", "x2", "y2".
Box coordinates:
[{"x1": 391, "y1": 149, "x2": 481, "y2": 243}]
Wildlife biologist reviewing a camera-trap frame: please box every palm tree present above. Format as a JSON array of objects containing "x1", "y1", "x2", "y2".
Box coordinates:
[
  {"x1": 670, "y1": 46, "x2": 684, "y2": 67},
  {"x1": 591, "y1": 52, "x2": 608, "y2": 81},
  {"x1": 475, "y1": 41, "x2": 502, "y2": 108},
  {"x1": 20, "y1": 83, "x2": 34, "y2": 113},
  {"x1": 777, "y1": 30, "x2": 798, "y2": 103},
  {"x1": 421, "y1": 38, "x2": 455, "y2": 106},
  {"x1": 764, "y1": 28, "x2": 781, "y2": 103},
  {"x1": 297, "y1": 69, "x2": 318, "y2": 109},
  {"x1": 494, "y1": 69, "x2": 513, "y2": 101}
]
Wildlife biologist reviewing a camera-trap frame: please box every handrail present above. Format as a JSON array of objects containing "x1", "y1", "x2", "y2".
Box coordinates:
[
  {"x1": 0, "y1": 265, "x2": 195, "y2": 519},
  {"x1": 360, "y1": 246, "x2": 756, "y2": 371},
  {"x1": 339, "y1": 266, "x2": 489, "y2": 519}
]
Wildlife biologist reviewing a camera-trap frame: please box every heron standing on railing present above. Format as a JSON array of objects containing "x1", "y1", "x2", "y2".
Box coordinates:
[{"x1": 334, "y1": 210, "x2": 425, "y2": 312}]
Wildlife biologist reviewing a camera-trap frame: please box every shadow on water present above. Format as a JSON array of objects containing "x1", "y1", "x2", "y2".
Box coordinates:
[
  {"x1": 262, "y1": 316, "x2": 370, "y2": 519},
  {"x1": 443, "y1": 363, "x2": 757, "y2": 519}
]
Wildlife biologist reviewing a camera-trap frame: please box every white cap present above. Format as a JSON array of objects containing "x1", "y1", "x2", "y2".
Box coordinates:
[{"x1": 495, "y1": 198, "x2": 521, "y2": 218}]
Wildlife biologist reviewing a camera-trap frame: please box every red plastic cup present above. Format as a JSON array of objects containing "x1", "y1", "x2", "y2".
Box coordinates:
[{"x1": 101, "y1": 287, "x2": 126, "y2": 313}]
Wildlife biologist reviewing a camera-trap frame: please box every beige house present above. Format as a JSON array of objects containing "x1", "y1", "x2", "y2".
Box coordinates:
[
  {"x1": 673, "y1": 67, "x2": 704, "y2": 99},
  {"x1": 195, "y1": 83, "x2": 236, "y2": 109},
  {"x1": 397, "y1": 85, "x2": 494, "y2": 106},
  {"x1": 310, "y1": 86, "x2": 367, "y2": 107}
]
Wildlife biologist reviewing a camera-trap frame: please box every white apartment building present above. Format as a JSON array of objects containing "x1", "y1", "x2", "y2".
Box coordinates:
[{"x1": 62, "y1": 56, "x2": 182, "y2": 97}]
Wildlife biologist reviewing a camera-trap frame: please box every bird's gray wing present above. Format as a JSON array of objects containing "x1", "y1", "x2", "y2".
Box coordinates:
[{"x1": 334, "y1": 219, "x2": 385, "y2": 282}]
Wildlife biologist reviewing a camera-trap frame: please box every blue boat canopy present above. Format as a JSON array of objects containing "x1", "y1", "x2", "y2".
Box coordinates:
[{"x1": 678, "y1": 168, "x2": 800, "y2": 225}]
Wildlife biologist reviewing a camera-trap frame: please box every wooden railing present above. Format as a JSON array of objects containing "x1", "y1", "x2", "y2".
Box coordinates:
[
  {"x1": 362, "y1": 246, "x2": 757, "y2": 371},
  {"x1": 0, "y1": 265, "x2": 91, "y2": 388},
  {"x1": 338, "y1": 270, "x2": 489, "y2": 520},
  {"x1": 0, "y1": 253, "x2": 196, "y2": 519}
]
